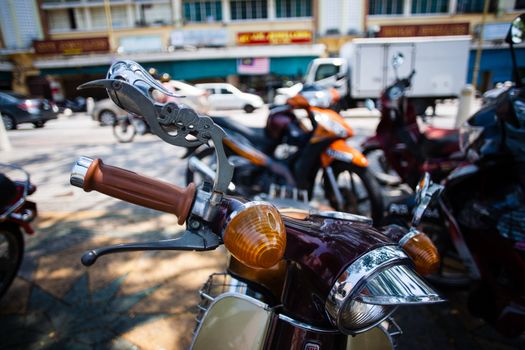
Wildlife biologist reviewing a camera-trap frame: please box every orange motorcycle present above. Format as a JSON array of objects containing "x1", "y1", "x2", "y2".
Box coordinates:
[{"x1": 186, "y1": 95, "x2": 384, "y2": 222}]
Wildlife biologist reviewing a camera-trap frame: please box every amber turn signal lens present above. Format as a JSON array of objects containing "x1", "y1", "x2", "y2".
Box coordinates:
[
  {"x1": 401, "y1": 232, "x2": 440, "y2": 276},
  {"x1": 223, "y1": 202, "x2": 286, "y2": 269}
]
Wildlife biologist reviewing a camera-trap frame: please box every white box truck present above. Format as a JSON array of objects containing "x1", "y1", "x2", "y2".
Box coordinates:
[{"x1": 304, "y1": 36, "x2": 471, "y2": 114}]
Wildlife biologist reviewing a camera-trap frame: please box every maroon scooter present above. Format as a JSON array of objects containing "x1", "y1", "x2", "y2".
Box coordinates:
[
  {"x1": 0, "y1": 164, "x2": 37, "y2": 298},
  {"x1": 72, "y1": 60, "x2": 445, "y2": 349},
  {"x1": 362, "y1": 55, "x2": 462, "y2": 190}
]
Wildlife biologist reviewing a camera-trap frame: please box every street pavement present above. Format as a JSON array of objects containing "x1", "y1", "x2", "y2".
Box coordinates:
[{"x1": 1, "y1": 105, "x2": 524, "y2": 349}]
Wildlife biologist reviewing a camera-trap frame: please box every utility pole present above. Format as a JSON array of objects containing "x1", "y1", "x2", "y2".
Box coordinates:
[
  {"x1": 0, "y1": 113, "x2": 12, "y2": 152},
  {"x1": 103, "y1": 0, "x2": 115, "y2": 51},
  {"x1": 472, "y1": 0, "x2": 490, "y2": 90}
]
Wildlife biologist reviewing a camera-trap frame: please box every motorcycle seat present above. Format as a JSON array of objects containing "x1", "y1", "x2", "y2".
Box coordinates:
[
  {"x1": 424, "y1": 126, "x2": 459, "y2": 140},
  {"x1": 0, "y1": 174, "x2": 18, "y2": 209},
  {"x1": 421, "y1": 127, "x2": 460, "y2": 158},
  {"x1": 211, "y1": 116, "x2": 277, "y2": 152}
]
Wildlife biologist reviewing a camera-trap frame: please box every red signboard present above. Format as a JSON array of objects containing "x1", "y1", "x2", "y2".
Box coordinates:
[
  {"x1": 237, "y1": 31, "x2": 312, "y2": 45},
  {"x1": 33, "y1": 37, "x2": 110, "y2": 55},
  {"x1": 378, "y1": 23, "x2": 469, "y2": 37}
]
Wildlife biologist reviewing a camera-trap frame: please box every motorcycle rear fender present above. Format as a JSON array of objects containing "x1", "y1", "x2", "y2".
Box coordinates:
[{"x1": 321, "y1": 139, "x2": 369, "y2": 168}]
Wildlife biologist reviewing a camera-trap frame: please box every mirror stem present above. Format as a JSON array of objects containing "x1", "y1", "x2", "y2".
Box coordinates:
[{"x1": 510, "y1": 43, "x2": 522, "y2": 87}]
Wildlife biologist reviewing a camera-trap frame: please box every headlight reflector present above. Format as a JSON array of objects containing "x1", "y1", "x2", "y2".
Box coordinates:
[{"x1": 325, "y1": 245, "x2": 443, "y2": 334}]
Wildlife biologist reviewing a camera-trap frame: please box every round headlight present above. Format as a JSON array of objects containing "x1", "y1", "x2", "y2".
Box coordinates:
[{"x1": 325, "y1": 245, "x2": 443, "y2": 334}]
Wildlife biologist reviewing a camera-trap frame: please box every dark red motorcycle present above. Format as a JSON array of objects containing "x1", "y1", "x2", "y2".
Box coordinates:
[
  {"x1": 73, "y1": 60, "x2": 445, "y2": 349},
  {"x1": 361, "y1": 54, "x2": 461, "y2": 190},
  {"x1": 0, "y1": 164, "x2": 37, "y2": 298}
]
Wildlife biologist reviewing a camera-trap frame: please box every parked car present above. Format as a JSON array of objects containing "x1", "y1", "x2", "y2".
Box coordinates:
[
  {"x1": 0, "y1": 92, "x2": 59, "y2": 130},
  {"x1": 167, "y1": 80, "x2": 210, "y2": 114},
  {"x1": 196, "y1": 83, "x2": 264, "y2": 113},
  {"x1": 92, "y1": 80, "x2": 210, "y2": 125},
  {"x1": 56, "y1": 96, "x2": 87, "y2": 113}
]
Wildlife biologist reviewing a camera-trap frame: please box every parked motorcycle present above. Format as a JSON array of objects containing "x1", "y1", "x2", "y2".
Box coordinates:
[
  {"x1": 186, "y1": 94, "x2": 384, "y2": 223},
  {"x1": 385, "y1": 14, "x2": 525, "y2": 336},
  {"x1": 0, "y1": 164, "x2": 37, "y2": 298},
  {"x1": 73, "y1": 60, "x2": 444, "y2": 349},
  {"x1": 361, "y1": 53, "x2": 461, "y2": 190}
]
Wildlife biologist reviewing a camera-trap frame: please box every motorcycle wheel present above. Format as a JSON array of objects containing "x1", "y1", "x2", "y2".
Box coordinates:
[
  {"x1": 113, "y1": 117, "x2": 136, "y2": 143},
  {"x1": 363, "y1": 148, "x2": 402, "y2": 185},
  {"x1": 323, "y1": 161, "x2": 384, "y2": 224},
  {"x1": 0, "y1": 225, "x2": 24, "y2": 299}
]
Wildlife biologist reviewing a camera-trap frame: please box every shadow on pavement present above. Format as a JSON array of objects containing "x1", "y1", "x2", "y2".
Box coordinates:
[{"x1": 0, "y1": 210, "x2": 227, "y2": 350}]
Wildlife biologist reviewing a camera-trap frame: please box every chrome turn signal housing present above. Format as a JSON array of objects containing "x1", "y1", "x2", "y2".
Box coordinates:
[
  {"x1": 222, "y1": 202, "x2": 286, "y2": 269},
  {"x1": 325, "y1": 245, "x2": 443, "y2": 335}
]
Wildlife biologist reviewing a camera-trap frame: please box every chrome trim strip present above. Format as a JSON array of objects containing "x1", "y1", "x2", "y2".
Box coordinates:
[
  {"x1": 277, "y1": 314, "x2": 339, "y2": 334},
  {"x1": 221, "y1": 201, "x2": 278, "y2": 234},
  {"x1": 70, "y1": 156, "x2": 94, "y2": 188},
  {"x1": 312, "y1": 210, "x2": 372, "y2": 225},
  {"x1": 398, "y1": 228, "x2": 420, "y2": 247}
]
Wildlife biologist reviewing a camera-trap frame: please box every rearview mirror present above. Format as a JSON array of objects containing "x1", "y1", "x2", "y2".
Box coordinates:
[
  {"x1": 412, "y1": 173, "x2": 443, "y2": 226},
  {"x1": 507, "y1": 14, "x2": 525, "y2": 45},
  {"x1": 392, "y1": 52, "x2": 405, "y2": 69}
]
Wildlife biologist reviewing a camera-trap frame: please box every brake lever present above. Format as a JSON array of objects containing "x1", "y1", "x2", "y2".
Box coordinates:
[
  {"x1": 81, "y1": 222, "x2": 221, "y2": 266},
  {"x1": 77, "y1": 60, "x2": 234, "y2": 203}
]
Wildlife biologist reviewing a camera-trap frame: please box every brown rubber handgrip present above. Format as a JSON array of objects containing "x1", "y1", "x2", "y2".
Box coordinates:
[{"x1": 83, "y1": 159, "x2": 196, "y2": 225}]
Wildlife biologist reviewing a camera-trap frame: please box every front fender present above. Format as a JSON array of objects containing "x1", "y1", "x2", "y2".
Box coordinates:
[{"x1": 321, "y1": 139, "x2": 369, "y2": 168}]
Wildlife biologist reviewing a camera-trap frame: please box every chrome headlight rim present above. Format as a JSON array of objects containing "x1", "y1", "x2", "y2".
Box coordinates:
[
  {"x1": 325, "y1": 245, "x2": 407, "y2": 334},
  {"x1": 325, "y1": 245, "x2": 442, "y2": 335}
]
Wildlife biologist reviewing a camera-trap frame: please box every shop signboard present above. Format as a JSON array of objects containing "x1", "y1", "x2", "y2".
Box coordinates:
[
  {"x1": 33, "y1": 37, "x2": 109, "y2": 55},
  {"x1": 237, "y1": 31, "x2": 312, "y2": 45},
  {"x1": 237, "y1": 58, "x2": 270, "y2": 75},
  {"x1": 482, "y1": 22, "x2": 510, "y2": 41},
  {"x1": 171, "y1": 29, "x2": 228, "y2": 47},
  {"x1": 119, "y1": 35, "x2": 163, "y2": 53},
  {"x1": 378, "y1": 23, "x2": 469, "y2": 37}
]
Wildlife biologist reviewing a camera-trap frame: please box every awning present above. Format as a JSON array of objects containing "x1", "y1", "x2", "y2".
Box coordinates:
[
  {"x1": 34, "y1": 44, "x2": 325, "y2": 69},
  {"x1": 37, "y1": 44, "x2": 324, "y2": 80},
  {"x1": 41, "y1": 56, "x2": 318, "y2": 80}
]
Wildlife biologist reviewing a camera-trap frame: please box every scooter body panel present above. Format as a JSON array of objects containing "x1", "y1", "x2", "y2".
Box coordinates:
[{"x1": 191, "y1": 294, "x2": 271, "y2": 350}]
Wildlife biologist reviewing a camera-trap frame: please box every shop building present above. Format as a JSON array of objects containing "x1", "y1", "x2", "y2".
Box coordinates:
[
  {"x1": 317, "y1": 0, "x2": 525, "y2": 91},
  {"x1": 3, "y1": 0, "x2": 324, "y2": 100},
  {"x1": 1, "y1": 0, "x2": 524, "y2": 98}
]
